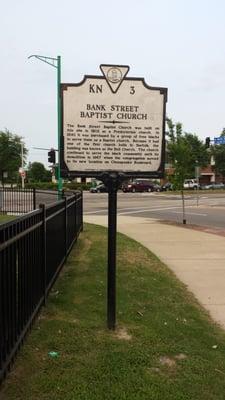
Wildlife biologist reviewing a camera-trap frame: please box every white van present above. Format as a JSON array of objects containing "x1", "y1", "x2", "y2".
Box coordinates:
[{"x1": 183, "y1": 179, "x2": 199, "y2": 189}]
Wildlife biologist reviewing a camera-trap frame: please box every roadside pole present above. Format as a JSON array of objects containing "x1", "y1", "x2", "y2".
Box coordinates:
[
  {"x1": 196, "y1": 179, "x2": 199, "y2": 207},
  {"x1": 21, "y1": 143, "x2": 25, "y2": 189},
  {"x1": 57, "y1": 56, "x2": 63, "y2": 197},
  {"x1": 181, "y1": 189, "x2": 186, "y2": 224},
  {"x1": 195, "y1": 165, "x2": 200, "y2": 207},
  {"x1": 28, "y1": 54, "x2": 63, "y2": 198}
]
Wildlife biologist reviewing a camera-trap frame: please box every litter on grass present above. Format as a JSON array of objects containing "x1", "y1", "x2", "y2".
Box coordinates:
[{"x1": 48, "y1": 351, "x2": 59, "y2": 358}]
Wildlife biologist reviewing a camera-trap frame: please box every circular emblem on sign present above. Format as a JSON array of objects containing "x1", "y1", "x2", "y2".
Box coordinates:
[{"x1": 107, "y1": 67, "x2": 122, "y2": 84}]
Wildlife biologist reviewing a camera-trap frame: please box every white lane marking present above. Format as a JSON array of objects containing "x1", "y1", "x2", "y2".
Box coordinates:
[
  {"x1": 171, "y1": 211, "x2": 207, "y2": 216},
  {"x1": 117, "y1": 206, "x2": 184, "y2": 215},
  {"x1": 85, "y1": 206, "x2": 208, "y2": 216},
  {"x1": 85, "y1": 205, "x2": 181, "y2": 215},
  {"x1": 118, "y1": 206, "x2": 179, "y2": 211},
  {"x1": 85, "y1": 209, "x2": 108, "y2": 214}
]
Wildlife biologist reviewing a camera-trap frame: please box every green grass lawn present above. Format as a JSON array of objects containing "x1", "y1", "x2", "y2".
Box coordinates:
[
  {"x1": 0, "y1": 214, "x2": 16, "y2": 224},
  {"x1": 2, "y1": 223, "x2": 225, "y2": 400}
]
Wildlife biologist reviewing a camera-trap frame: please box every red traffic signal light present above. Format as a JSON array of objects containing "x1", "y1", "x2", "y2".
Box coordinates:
[{"x1": 48, "y1": 149, "x2": 56, "y2": 163}]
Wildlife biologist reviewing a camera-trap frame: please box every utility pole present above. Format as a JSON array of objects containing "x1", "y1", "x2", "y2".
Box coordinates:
[
  {"x1": 21, "y1": 143, "x2": 25, "y2": 189},
  {"x1": 28, "y1": 54, "x2": 63, "y2": 197},
  {"x1": 195, "y1": 161, "x2": 200, "y2": 207}
]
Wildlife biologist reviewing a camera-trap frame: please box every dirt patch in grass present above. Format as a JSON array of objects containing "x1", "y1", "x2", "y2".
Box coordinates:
[
  {"x1": 159, "y1": 356, "x2": 177, "y2": 368},
  {"x1": 119, "y1": 249, "x2": 150, "y2": 267},
  {"x1": 115, "y1": 327, "x2": 132, "y2": 341},
  {"x1": 69, "y1": 237, "x2": 92, "y2": 265},
  {"x1": 175, "y1": 353, "x2": 187, "y2": 360}
]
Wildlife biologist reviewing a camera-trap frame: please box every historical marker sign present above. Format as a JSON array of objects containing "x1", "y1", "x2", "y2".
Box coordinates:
[
  {"x1": 60, "y1": 64, "x2": 167, "y2": 179},
  {"x1": 60, "y1": 65, "x2": 168, "y2": 330}
]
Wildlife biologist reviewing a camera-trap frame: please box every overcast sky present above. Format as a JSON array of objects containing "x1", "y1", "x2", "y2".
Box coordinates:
[{"x1": 1, "y1": 0, "x2": 225, "y2": 166}]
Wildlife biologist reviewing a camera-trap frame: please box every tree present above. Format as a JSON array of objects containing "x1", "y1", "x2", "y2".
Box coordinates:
[
  {"x1": 0, "y1": 129, "x2": 27, "y2": 181},
  {"x1": 166, "y1": 118, "x2": 209, "y2": 223},
  {"x1": 166, "y1": 118, "x2": 209, "y2": 188},
  {"x1": 27, "y1": 162, "x2": 52, "y2": 182},
  {"x1": 220, "y1": 128, "x2": 225, "y2": 137}
]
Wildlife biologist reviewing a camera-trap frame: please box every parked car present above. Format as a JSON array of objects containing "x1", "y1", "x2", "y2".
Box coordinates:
[
  {"x1": 200, "y1": 182, "x2": 225, "y2": 190},
  {"x1": 152, "y1": 183, "x2": 161, "y2": 192},
  {"x1": 183, "y1": 179, "x2": 199, "y2": 190},
  {"x1": 200, "y1": 183, "x2": 212, "y2": 190},
  {"x1": 160, "y1": 182, "x2": 173, "y2": 191},
  {"x1": 210, "y1": 183, "x2": 225, "y2": 190},
  {"x1": 90, "y1": 184, "x2": 107, "y2": 193},
  {"x1": 122, "y1": 179, "x2": 155, "y2": 193}
]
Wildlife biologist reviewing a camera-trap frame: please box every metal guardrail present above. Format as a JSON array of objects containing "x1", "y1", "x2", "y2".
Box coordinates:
[{"x1": 0, "y1": 191, "x2": 83, "y2": 383}]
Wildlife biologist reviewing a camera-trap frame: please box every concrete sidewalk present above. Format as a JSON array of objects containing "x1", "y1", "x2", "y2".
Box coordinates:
[{"x1": 84, "y1": 215, "x2": 225, "y2": 329}]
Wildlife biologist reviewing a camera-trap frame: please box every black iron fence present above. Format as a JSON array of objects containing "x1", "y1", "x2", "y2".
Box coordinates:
[
  {"x1": 0, "y1": 188, "x2": 36, "y2": 214},
  {"x1": 0, "y1": 188, "x2": 73, "y2": 214},
  {"x1": 0, "y1": 192, "x2": 83, "y2": 382}
]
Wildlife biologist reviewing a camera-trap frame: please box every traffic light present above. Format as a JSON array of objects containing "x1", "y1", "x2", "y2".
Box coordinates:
[
  {"x1": 48, "y1": 149, "x2": 55, "y2": 163},
  {"x1": 205, "y1": 137, "x2": 210, "y2": 148}
]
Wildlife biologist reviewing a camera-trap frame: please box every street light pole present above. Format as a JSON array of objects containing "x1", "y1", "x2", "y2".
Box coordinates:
[
  {"x1": 28, "y1": 54, "x2": 63, "y2": 196},
  {"x1": 57, "y1": 56, "x2": 63, "y2": 194},
  {"x1": 21, "y1": 142, "x2": 25, "y2": 189}
]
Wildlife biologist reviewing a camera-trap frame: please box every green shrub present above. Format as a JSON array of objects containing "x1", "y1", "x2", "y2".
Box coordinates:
[
  {"x1": 24, "y1": 181, "x2": 92, "y2": 191},
  {"x1": 25, "y1": 182, "x2": 58, "y2": 190}
]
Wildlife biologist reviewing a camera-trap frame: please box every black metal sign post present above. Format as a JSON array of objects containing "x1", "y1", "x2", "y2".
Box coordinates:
[
  {"x1": 107, "y1": 177, "x2": 117, "y2": 330},
  {"x1": 102, "y1": 172, "x2": 125, "y2": 330}
]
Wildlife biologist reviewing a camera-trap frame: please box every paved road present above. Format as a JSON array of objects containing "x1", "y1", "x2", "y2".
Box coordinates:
[{"x1": 83, "y1": 191, "x2": 225, "y2": 229}]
